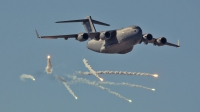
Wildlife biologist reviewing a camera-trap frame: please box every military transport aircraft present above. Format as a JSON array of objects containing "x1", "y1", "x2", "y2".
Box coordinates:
[{"x1": 36, "y1": 16, "x2": 180, "y2": 54}]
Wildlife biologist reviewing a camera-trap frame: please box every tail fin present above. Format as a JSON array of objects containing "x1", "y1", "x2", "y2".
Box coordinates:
[
  {"x1": 55, "y1": 16, "x2": 110, "y2": 33},
  {"x1": 83, "y1": 16, "x2": 96, "y2": 33}
]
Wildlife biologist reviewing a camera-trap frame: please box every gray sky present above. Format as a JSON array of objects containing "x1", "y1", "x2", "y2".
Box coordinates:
[{"x1": 0, "y1": 0, "x2": 199, "y2": 112}]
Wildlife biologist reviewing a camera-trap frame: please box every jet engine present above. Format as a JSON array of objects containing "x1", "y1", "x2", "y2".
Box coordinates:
[
  {"x1": 77, "y1": 33, "x2": 89, "y2": 42},
  {"x1": 143, "y1": 33, "x2": 153, "y2": 41},
  {"x1": 155, "y1": 37, "x2": 167, "y2": 46},
  {"x1": 141, "y1": 33, "x2": 153, "y2": 44},
  {"x1": 100, "y1": 31, "x2": 111, "y2": 40}
]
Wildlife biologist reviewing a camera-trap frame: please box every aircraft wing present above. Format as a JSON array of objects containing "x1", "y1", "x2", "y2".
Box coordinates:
[
  {"x1": 148, "y1": 38, "x2": 180, "y2": 47},
  {"x1": 35, "y1": 30, "x2": 116, "y2": 40},
  {"x1": 37, "y1": 34, "x2": 77, "y2": 39},
  {"x1": 87, "y1": 30, "x2": 116, "y2": 40},
  {"x1": 35, "y1": 30, "x2": 102, "y2": 39},
  {"x1": 165, "y1": 41, "x2": 180, "y2": 47},
  {"x1": 89, "y1": 32, "x2": 100, "y2": 37},
  {"x1": 35, "y1": 30, "x2": 78, "y2": 39}
]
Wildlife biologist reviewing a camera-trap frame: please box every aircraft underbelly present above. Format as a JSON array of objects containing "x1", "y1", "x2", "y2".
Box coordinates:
[
  {"x1": 101, "y1": 40, "x2": 134, "y2": 53},
  {"x1": 101, "y1": 32, "x2": 141, "y2": 54},
  {"x1": 87, "y1": 39, "x2": 103, "y2": 52},
  {"x1": 87, "y1": 26, "x2": 142, "y2": 54}
]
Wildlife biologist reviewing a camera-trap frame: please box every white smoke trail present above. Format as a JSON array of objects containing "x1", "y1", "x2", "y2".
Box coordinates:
[
  {"x1": 46, "y1": 55, "x2": 53, "y2": 74},
  {"x1": 62, "y1": 82, "x2": 78, "y2": 100},
  {"x1": 83, "y1": 58, "x2": 103, "y2": 81},
  {"x1": 77, "y1": 71, "x2": 158, "y2": 78},
  {"x1": 45, "y1": 67, "x2": 53, "y2": 74},
  {"x1": 20, "y1": 74, "x2": 35, "y2": 81},
  {"x1": 67, "y1": 78, "x2": 155, "y2": 91},
  {"x1": 98, "y1": 85, "x2": 132, "y2": 102},
  {"x1": 56, "y1": 75, "x2": 78, "y2": 100},
  {"x1": 96, "y1": 81, "x2": 155, "y2": 91},
  {"x1": 66, "y1": 75, "x2": 132, "y2": 102}
]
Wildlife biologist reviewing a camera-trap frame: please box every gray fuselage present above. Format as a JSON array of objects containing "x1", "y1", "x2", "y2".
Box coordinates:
[{"x1": 87, "y1": 25, "x2": 142, "y2": 54}]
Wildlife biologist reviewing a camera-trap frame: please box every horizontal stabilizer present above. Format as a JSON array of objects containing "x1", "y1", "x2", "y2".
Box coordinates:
[
  {"x1": 56, "y1": 19, "x2": 87, "y2": 23},
  {"x1": 92, "y1": 19, "x2": 110, "y2": 26},
  {"x1": 56, "y1": 19, "x2": 110, "y2": 26}
]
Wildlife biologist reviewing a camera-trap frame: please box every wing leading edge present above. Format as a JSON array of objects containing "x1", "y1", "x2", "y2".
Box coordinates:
[
  {"x1": 166, "y1": 40, "x2": 180, "y2": 48},
  {"x1": 148, "y1": 38, "x2": 180, "y2": 48},
  {"x1": 35, "y1": 30, "x2": 78, "y2": 39},
  {"x1": 35, "y1": 30, "x2": 101, "y2": 39}
]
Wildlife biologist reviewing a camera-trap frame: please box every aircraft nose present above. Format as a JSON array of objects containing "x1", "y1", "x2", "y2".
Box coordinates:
[
  {"x1": 133, "y1": 26, "x2": 143, "y2": 40},
  {"x1": 134, "y1": 26, "x2": 142, "y2": 31},
  {"x1": 132, "y1": 26, "x2": 139, "y2": 28}
]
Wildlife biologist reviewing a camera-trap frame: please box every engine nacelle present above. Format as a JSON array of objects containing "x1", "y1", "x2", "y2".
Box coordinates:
[
  {"x1": 77, "y1": 33, "x2": 89, "y2": 42},
  {"x1": 155, "y1": 37, "x2": 167, "y2": 46},
  {"x1": 100, "y1": 31, "x2": 111, "y2": 40},
  {"x1": 141, "y1": 33, "x2": 153, "y2": 44},
  {"x1": 143, "y1": 33, "x2": 153, "y2": 41}
]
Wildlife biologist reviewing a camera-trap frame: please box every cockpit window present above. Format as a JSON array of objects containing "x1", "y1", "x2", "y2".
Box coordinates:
[{"x1": 132, "y1": 26, "x2": 139, "y2": 29}]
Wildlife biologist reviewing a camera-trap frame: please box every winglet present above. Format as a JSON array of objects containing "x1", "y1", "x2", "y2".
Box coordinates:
[
  {"x1": 177, "y1": 39, "x2": 180, "y2": 47},
  {"x1": 35, "y1": 30, "x2": 41, "y2": 38}
]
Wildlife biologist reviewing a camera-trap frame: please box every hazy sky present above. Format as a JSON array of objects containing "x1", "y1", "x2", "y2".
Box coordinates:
[{"x1": 0, "y1": 0, "x2": 200, "y2": 112}]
